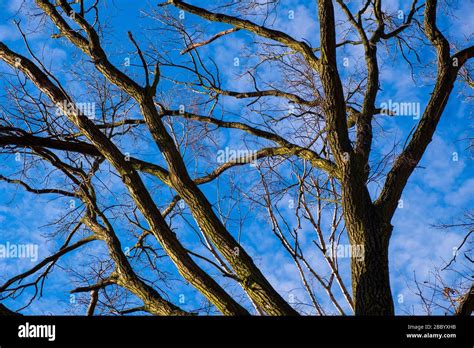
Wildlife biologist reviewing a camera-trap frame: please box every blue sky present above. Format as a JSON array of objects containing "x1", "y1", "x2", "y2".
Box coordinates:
[{"x1": 0, "y1": 0, "x2": 473, "y2": 315}]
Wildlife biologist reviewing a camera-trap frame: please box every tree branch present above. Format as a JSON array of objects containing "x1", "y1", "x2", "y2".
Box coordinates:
[{"x1": 168, "y1": 0, "x2": 320, "y2": 71}]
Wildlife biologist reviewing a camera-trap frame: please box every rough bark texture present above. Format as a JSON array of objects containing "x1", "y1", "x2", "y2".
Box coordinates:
[
  {"x1": 455, "y1": 283, "x2": 474, "y2": 316},
  {"x1": 317, "y1": 0, "x2": 394, "y2": 315},
  {"x1": 0, "y1": 0, "x2": 472, "y2": 316},
  {"x1": 0, "y1": 42, "x2": 249, "y2": 316}
]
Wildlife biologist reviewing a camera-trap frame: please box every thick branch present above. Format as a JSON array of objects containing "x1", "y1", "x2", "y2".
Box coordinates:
[
  {"x1": 455, "y1": 283, "x2": 474, "y2": 316},
  {"x1": 375, "y1": 2, "x2": 474, "y2": 218},
  {"x1": 168, "y1": 0, "x2": 319, "y2": 71},
  {"x1": 0, "y1": 40, "x2": 249, "y2": 316},
  {"x1": 163, "y1": 109, "x2": 339, "y2": 178}
]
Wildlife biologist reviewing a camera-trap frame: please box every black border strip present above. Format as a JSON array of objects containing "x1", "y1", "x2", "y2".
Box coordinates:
[{"x1": 0, "y1": 316, "x2": 472, "y2": 346}]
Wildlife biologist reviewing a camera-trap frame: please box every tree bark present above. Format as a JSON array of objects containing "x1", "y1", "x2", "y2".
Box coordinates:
[
  {"x1": 138, "y1": 99, "x2": 298, "y2": 315},
  {"x1": 341, "y1": 161, "x2": 395, "y2": 315},
  {"x1": 455, "y1": 283, "x2": 474, "y2": 316},
  {"x1": 0, "y1": 42, "x2": 250, "y2": 316}
]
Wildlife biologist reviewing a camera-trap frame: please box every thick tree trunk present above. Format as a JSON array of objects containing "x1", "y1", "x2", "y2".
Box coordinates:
[
  {"x1": 342, "y1": 168, "x2": 395, "y2": 315},
  {"x1": 347, "y1": 217, "x2": 394, "y2": 315},
  {"x1": 316, "y1": 0, "x2": 394, "y2": 315}
]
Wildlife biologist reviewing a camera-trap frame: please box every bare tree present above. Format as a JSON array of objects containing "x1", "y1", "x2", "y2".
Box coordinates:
[{"x1": 0, "y1": 0, "x2": 472, "y2": 316}]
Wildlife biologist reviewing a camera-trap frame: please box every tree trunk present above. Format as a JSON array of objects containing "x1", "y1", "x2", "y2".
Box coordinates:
[
  {"x1": 342, "y1": 169, "x2": 395, "y2": 315},
  {"x1": 348, "y1": 217, "x2": 394, "y2": 315}
]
